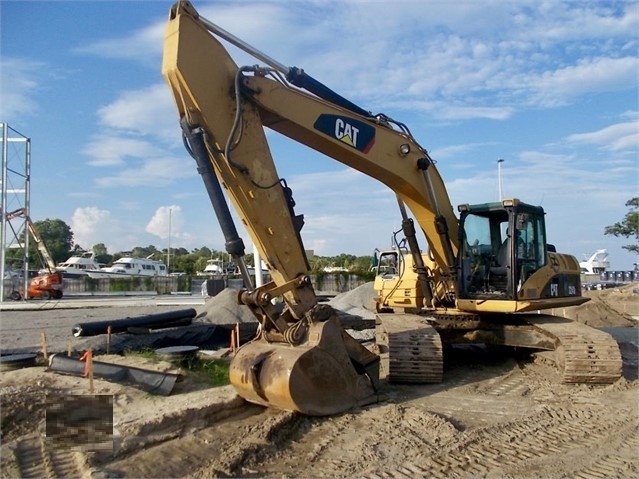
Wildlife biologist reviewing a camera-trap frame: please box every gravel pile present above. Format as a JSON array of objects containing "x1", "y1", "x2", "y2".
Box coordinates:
[
  {"x1": 193, "y1": 284, "x2": 378, "y2": 335},
  {"x1": 195, "y1": 288, "x2": 258, "y2": 325},
  {"x1": 328, "y1": 282, "x2": 376, "y2": 319},
  {"x1": 196, "y1": 282, "x2": 378, "y2": 324}
]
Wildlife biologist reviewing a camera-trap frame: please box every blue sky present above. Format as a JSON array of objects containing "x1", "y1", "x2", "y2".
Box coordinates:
[{"x1": 1, "y1": 0, "x2": 637, "y2": 269}]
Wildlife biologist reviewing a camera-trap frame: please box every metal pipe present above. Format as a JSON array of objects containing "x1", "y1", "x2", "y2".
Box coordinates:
[
  {"x1": 48, "y1": 354, "x2": 179, "y2": 396},
  {"x1": 72, "y1": 308, "x2": 197, "y2": 337},
  {"x1": 497, "y1": 158, "x2": 505, "y2": 201},
  {"x1": 198, "y1": 16, "x2": 289, "y2": 75}
]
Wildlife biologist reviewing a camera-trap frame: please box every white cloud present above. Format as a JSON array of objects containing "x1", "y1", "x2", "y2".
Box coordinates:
[
  {"x1": 73, "y1": 20, "x2": 164, "y2": 65},
  {"x1": 96, "y1": 83, "x2": 182, "y2": 144},
  {"x1": 83, "y1": 135, "x2": 168, "y2": 166},
  {"x1": 77, "y1": 1, "x2": 638, "y2": 124},
  {"x1": 0, "y1": 58, "x2": 42, "y2": 119},
  {"x1": 70, "y1": 205, "x2": 201, "y2": 254},
  {"x1": 567, "y1": 120, "x2": 639, "y2": 151},
  {"x1": 85, "y1": 83, "x2": 195, "y2": 188},
  {"x1": 439, "y1": 106, "x2": 515, "y2": 121},
  {"x1": 521, "y1": 1, "x2": 639, "y2": 42},
  {"x1": 93, "y1": 156, "x2": 194, "y2": 188},
  {"x1": 284, "y1": 169, "x2": 402, "y2": 253},
  {"x1": 70, "y1": 206, "x2": 135, "y2": 252},
  {"x1": 145, "y1": 205, "x2": 192, "y2": 244},
  {"x1": 526, "y1": 56, "x2": 639, "y2": 107}
]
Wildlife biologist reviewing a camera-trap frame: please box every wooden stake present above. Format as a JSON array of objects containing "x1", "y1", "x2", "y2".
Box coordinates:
[
  {"x1": 67, "y1": 342, "x2": 72, "y2": 357},
  {"x1": 230, "y1": 330, "x2": 236, "y2": 353},
  {"x1": 87, "y1": 349, "x2": 94, "y2": 394},
  {"x1": 106, "y1": 326, "x2": 112, "y2": 355},
  {"x1": 235, "y1": 323, "x2": 240, "y2": 349},
  {"x1": 80, "y1": 350, "x2": 89, "y2": 375},
  {"x1": 41, "y1": 332, "x2": 48, "y2": 360}
]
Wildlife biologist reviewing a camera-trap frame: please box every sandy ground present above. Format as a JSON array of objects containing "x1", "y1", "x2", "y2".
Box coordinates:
[{"x1": 1, "y1": 284, "x2": 637, "y2": 478}]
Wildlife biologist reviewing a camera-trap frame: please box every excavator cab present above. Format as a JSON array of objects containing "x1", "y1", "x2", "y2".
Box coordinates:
[{"x1": 457, "y1": 198, "x2": 581, "y2": 306}]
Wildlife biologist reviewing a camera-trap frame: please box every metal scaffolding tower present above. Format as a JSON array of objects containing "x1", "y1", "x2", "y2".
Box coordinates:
[{"x1": 1, "y1": 123, "x2": 32, "y2": 302}]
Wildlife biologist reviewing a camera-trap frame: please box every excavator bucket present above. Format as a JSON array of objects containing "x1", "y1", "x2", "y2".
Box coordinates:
[{"x1": 229, "y1": 318, "x2": 380, "y2": 416}]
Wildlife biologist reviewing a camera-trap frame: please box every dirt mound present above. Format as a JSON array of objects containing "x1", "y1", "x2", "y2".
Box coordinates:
[{"x1": 570, "y1": 283, "x2": 638, "y2": 328}]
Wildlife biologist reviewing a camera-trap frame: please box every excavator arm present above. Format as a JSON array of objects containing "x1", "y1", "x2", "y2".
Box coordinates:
[{"x1": 163, "y1": 1, "x2": 459, "y2": 311}]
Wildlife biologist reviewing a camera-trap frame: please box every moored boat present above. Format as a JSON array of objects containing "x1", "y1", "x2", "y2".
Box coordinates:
[
  {"x1": 54, "y1": 252, "x2": 105, "y2": 279},
  {"x1": 86, "y1": 256, "x2": 168, "y2": 279}
]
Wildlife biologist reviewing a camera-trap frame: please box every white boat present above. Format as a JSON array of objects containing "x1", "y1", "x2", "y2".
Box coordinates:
[
  {"x1": 579, "y1": 249, "x2": 610, "y2": 274},
  {"x1": 55, "y1": 252, "x2": 104, "y2": 279},
  {"x1": 197, "y1": 259, "x2": 236, "y2": 276},
  {"x1": 86, "y1": 256, "x2": 168, "y2": 279},
  {"x1": 202, "y1": 259, "x2": 224, "y2": 274}
]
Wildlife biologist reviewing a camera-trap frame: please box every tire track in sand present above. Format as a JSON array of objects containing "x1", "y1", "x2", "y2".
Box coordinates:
[
  {"x1": 14, "y1": 435, "x2": 86, "y2": 479},
  {"x1": 362, "y1": 404, "x2": 639, "y2": 478}
]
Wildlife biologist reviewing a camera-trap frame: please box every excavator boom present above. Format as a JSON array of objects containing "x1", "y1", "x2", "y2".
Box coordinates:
[{"x1": 163, "y1": 1, "x2": 382, "y2": 415}]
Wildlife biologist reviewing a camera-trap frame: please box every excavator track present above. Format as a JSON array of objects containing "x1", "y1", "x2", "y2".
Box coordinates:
[
  {"x1": 524, "y1": 314, "x2": 622, "y2": 384},
  {"x1": 375, "y1": 314, "x2": 443, "y2": 383}
]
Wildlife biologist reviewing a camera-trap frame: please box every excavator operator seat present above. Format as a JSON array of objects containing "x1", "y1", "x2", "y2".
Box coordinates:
[
  {"x1": 489, "y1": 231, "x2": 511, "y2": 291},
  {"x1": 495, "y1": 236, "x2": 511, "y2": 271}
]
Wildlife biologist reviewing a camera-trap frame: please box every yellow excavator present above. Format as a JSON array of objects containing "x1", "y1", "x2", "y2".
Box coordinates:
[{"x1": 162, "y1": 1, "x2": 622, "y2": 416}]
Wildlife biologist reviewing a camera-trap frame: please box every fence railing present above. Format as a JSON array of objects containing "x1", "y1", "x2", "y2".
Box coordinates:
[
  {"x1": 61, "y1": 276, "x2": 182, "y2": 295},
  {"x1": 2, "y1": 272, "x2": 373, "y2": 300}
]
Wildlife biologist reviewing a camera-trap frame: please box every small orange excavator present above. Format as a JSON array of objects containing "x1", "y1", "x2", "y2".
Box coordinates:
[{"x1": 6, "y1": 208, "x2": 63, "y2": 300}]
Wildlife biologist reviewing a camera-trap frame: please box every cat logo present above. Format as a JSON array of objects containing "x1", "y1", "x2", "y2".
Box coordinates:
[{"x1": 313, "y1": 114, "x2": 375, "y2": 153}]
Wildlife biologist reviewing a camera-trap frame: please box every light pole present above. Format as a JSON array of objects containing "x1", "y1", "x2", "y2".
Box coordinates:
[
  {"x1": 497, "y1": 158, "x2": 505, "y2": 201},
  {"x1": 167, "y1": 207, "x2": 172, "y2": 273}
]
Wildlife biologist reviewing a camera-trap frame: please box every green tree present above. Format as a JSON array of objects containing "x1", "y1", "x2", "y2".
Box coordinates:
[
  {"x1": 350, "y1": 255, "x2": 374, "y2": 273},
  {"x1": 29, "y1": 218, "x2": 74, "y2": 265},
  {"x1": 309, "y1": 256, "x2": 329, "y2": 272},
  {"x1": 604, "y1": 197, "x2": 639, "y2": 254},
  {"x1": 192, "y1": 246, "x2": 212, "y2": 257},
  {"x1": 173, "y1": 252, "x2": 199, "y2": 275},
  {"x1": 92, "y1": 243, "x2": 112, "y2": 265},
  {"x1": 194, "y1": 256, "x2": 210, "y2": 273}
]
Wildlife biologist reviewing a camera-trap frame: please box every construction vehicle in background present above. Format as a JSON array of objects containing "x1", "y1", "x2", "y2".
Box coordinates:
[
  {"x1": 162, "y1": 1, "x2": 622, "y2": 416},
  {"x1": 5, "y1": 208, "x2": 63, "y2": 300}
]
